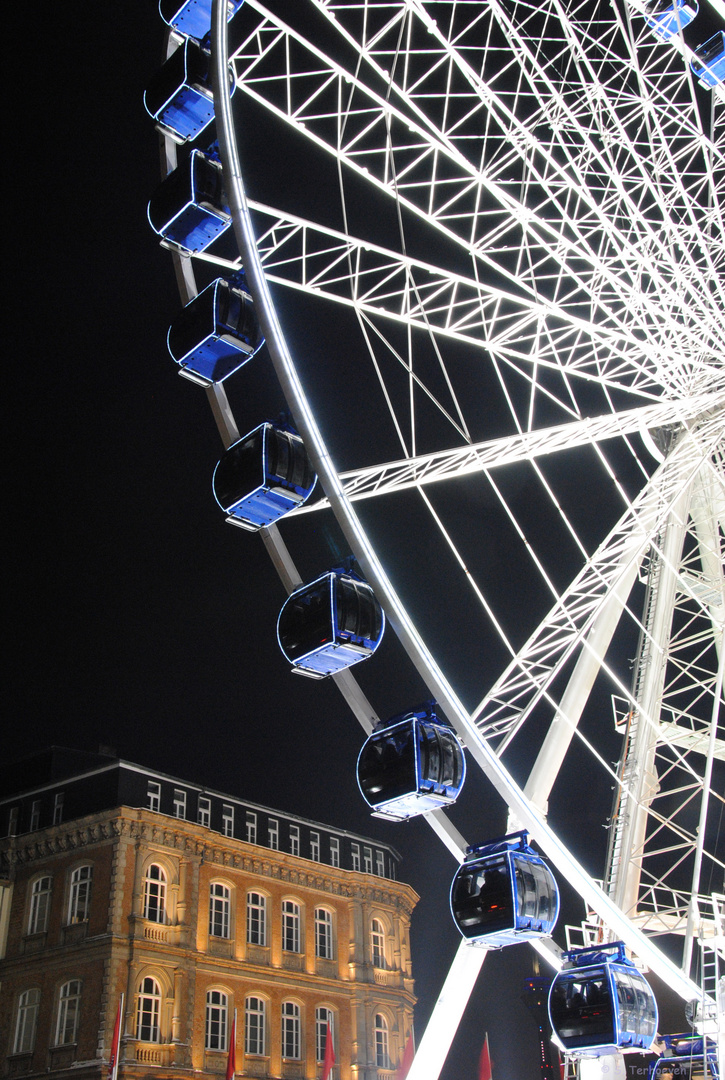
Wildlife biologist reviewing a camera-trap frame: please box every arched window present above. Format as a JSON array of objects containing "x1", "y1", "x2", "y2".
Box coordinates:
[
  {"x1": 209, "y1": 883, "x2": 230, "y2": 938},
  {"x1": 374, "y1": 1014, "x2": 390, "y2": 1069},
  {"x1": 315, "y1": 1007, "x2": 335, "y2": 1063},
  {"x1": 143, "y1": 864, "x2": 167, "y2": 923},
  {"x1": 281, "y1": 1001, "x2": 301, "y2": 1060},
  {"x1": 282, "y1": 900, "x2": 301, "y2": 953},
  {"x1": 205, "y1": 990, "x2": 228, "y2": 1050},
  {"x1": 136, "y1": 976, "x2": 162, "y2": 1042},
  {"x1": 371, "y1": 918, "x2": 386, "y2": 969},
  {"x1": 14, "y1": 989, "x2": 40, "y2": 1054},
  {"x1": 28, "y1": 877, "x2": 52, "y2": 935},
  {"x1": 244, "y1": 996, "x2": 266, "y2": 1056},
  {"x1": 246, "y1": 892, "x2": 266, "y2": 946},
  {"x1": 315, "y1": 908, "x2": 334, "y2": 959},
  {"x1": 55, "y1": 980, "x2": 81, "y2": 1045},
  {"x1": 68, "y1": 866, "x2": 92, "y2": 923}
]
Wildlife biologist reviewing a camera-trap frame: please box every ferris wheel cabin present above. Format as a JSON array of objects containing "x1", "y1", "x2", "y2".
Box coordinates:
[
  {"x1": 644, "y1": 0, "x2": 697, "y2": 41},
  {"x1": 213, "y1": 423, "x2": 317, "y2": 529},
  {"x1": 450, "y1": 832, "x2": 559, "y2": 948},
  {"x1": 648, "y1": 1034, "x2": 720, "y2": 1079},
  {"x1": 159, "y1": 0, "x2": 243, "y2": 38},
  {"x1": 144, "y1": 37, "x2": 236, "y2": 144},
  {"x1": 277, "y1": 571, "x2": 385, "y2": 678},
  {"x1": 357, "y1": 705, "x2": 466, "y2": 820},
  {"x1": 147, "y1": 150, "x2": 231, "y2": 254},
  {"x1": 690, "y1": 32, "x2": 725, "y2": 86},
  {"x1": 167, "y1": 276, "x2": 263, "y2": 382},
  {"x1": 548, "y1": 943, "x2": 658, "y2": 1057}
]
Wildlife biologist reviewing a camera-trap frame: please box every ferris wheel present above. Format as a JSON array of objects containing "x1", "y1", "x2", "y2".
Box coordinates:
[{"x1": 147, "y1": 0, "x2": 724, "y2": 1074}]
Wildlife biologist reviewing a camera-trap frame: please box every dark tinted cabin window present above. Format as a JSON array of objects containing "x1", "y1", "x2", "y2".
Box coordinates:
[
  {"x1": 550, "y1": 970, "x2": 614, "y2": 1047},
  {"x1": 358, "y1": 726, "x2": 417, "y2": 803},
  {"x1": 279, "y1": 583, "x2": 334, "y2": 660},
  {"x1": 335, "y1": 579, "x2": 381, "y2": 640},
  {"x1": 452, "y1": 856, "x2": 513, "y2": 937},
  {"x1": 214, "y1": 430, "x2": 265, "y2": 509}
]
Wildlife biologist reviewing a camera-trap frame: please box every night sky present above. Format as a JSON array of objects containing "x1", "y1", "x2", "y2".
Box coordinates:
[{"x1": 5, "y1": 4, "x2": 694, "y2": 1077}]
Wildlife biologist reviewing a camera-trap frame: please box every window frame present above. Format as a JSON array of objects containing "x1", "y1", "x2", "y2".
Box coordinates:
[
  {"x1": 267, "y1": 819, "x2": 279, "y2": 850},
  {"x1": 351, "y1": 843, "x2": 360, "y2": 872},
  {"x1": 13, "y1": 988, "x2": 40, "y2": 1055},
  {"x1": 371, "y1": 918, "x2": 386, "y2": 969},
  {"x1": 315, "y1": 1007, "x2": 335, "y2": 1064},
  {"x1": 198, "y1": 797, "x2": 211, "y2": 828},
  {"x1": 246, "y1": 891, "x2": 267, "y2": 947},
  {"x1": 53, "y1": 792, "x2": 64, "y2": 826},
  {"x1": 374, "y1": 1013, "x2": 390, "y2": 1069},
  {"x1": 136, "y1": 976, "x2": 162, "y2": 1043},
  {"x1": 28, "y1": 876, "x2": 52, "y2": 935},
  {"x1": 244, "y1": 995, "x2": 266, "y2": 1057},
  {"x1": 54, "y1": 980, "x2": 81, "y2": 1046},
  {"x1": 282, "y1": 899, "x2": 301, "y2": 953},
  {"x1": 221, "y1": 804, "x2": 234, "y2": 837},
  {"x1": 289, "y1": 825, "x2": 300, "y2": 858},
  {"x1": 67, "y1": 865, "x2": 93, "y2": 924},
  {"x1": 281, "y1": 1000, "x2": 301, "y2": 1060},
  {"x1": 30, "y1": 800, "x2": 41, "y2": 832},
  {"x1": 205, "y1": 989, "x2": 228, "y2": 1051},
  {"x1": 173, "y1": 788, "x2": 186, "y2": 820},
  {"x1": 329, "y1": 837, "x2": 340, "y2": 868},
  {"x1": 245, "y1": 811, "x2": 257, "y2": 845},
  {"x1": 147, "y1": 781, "x2": 161, "y2": 813},
  {"x1": 364, "y1": 847, "x2": 373, "y2": 874},
  {"x1": 209, "y1": 881, "x2": 231, "y2": 939},
  {"x1": 310, "y1": 831, "x2": 320, "y2": 861},
  {"x1": 315, "y1": 907, "x2": 334, "y2": 960},
  {"x1": 143, "y1": 863, "x2": 167, "y2": 924},
  {"x1": 376, "y1": 850, "x2": 385, "y2": 877}
]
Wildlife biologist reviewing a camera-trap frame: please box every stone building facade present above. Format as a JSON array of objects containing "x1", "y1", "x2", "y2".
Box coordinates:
[{"x1": 0, "y1": 750, "x2": 417, "y2": 1080}]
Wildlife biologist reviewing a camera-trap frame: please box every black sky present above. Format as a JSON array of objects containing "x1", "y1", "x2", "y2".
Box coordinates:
[{"x1": 4, "y1": 4, "x2": 694, "y2": 1077}]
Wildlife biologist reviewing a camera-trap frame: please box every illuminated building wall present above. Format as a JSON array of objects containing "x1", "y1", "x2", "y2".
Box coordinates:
[{"x1": 0, "y1": 751, "x2": 417, "y2": 1080}]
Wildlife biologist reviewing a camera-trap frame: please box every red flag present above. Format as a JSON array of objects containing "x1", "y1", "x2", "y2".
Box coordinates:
[
  {"x1": 225, "y1": 1012, "x2": 237, "y2": 1080},
  {"x1": 321, "y1": 1022, "x2": 335, "y2": 1080},
  {"x1": 395, "y1": 1033, "x2": 415, "y2": 1079},
  {"x1": 108, "y1": 996, "x2": 123, "y2": 1080},
  {"x1": 479, "y1": 1033, "x2": 493, "y2": 1080}
]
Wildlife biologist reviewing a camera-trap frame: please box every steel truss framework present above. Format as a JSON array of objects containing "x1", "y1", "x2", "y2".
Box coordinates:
[{"x1": 157, "y1": 0, "x2": 724, "y2": 1073}]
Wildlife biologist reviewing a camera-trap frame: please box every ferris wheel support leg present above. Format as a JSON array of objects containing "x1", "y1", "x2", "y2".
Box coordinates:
[
  {"x1": 608, "y1": 488, "x2": 691, "y2": 920},
  {"x1": 682, "y1": 636, "x2": 725, "y2": 974},
  {"x1": 520, "y1": 554, "x2": 643, "y2": 819},
  {"x1": 405, "y1": 942, "x2": 487, "y2": 1080}
]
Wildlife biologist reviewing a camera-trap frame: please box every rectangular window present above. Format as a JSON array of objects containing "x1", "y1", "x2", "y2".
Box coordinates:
[
  {"x1": 209, "y1": 883, "x2": 230, "y2": 938},
  {"x1": 53, "y1": 793, "x2": 64, "y2": 826},
  {"x1": 364, "y1": 847, "x2": 373, "y2": 874},
  {"x1": 55, "y1": 981, "x2": 81, "y2": 1045},
  {"x1": 14, "y1": 989, "x2": 40, "y2": 1054},
  {"x1": 376, "y1": 851, "x2": 385, "y2": 877},
  {"x1": 351, "y1": 843, "x2": 360, "y2": 872},
  {"x1": 245, "y1": 997, "x2": 266, "y2": 1056},
  {"x1": 205, "y1": 990, "x2": 228, "y2": 1051},
  {"x1": 222, "y1": 804, "x2": 234, "y2": 837},
  {"x1": 173, "y1": 789, "x2": 186, "y2": 820},
  {"x1": 8, "y1": 807, "x2": 18, "y2": 836},
  {"x1": 316, "y1": 1008, "x2": 334, "y2": 1063},
  {"x1": 30, "y1": 801, "x2": 41, "y2": 832},
  {"x1": 289, "y1": 825, "x2": 300, "y2": 858},
  {"x1": 147, "y1": 781, "x2": 161, "y2": 813},
  {"x1": 246, "y1": 892, "x2": 267, "y2": 946},
  {"x1": 310, "y1": 831, "x2": 320, "y2": 862},
  {"x1": 315, "y1": 908, "x2": 334, "y2": 959},
  {"x1": 198, "y1": 797, "x2": 211, "y2": 829},
  {"x1": 281, "y1": 1001, "x2": 301, "y2": 1060},
  {"x1": 267, "y1": 819, "x2": 279, "y2": 850},
  {"x1": 245, "y1": 811, "x2": 257, "y2": 845},
  {"x1": 68, "y1": 866, "x2": 92, "y2": 923},
  {"x1": 28, "y1": 876, "x2": 52, "y2": 935},
  {"x1": 282, "y1": 900, "x2": 301, "y2": 953},
  {"x1": 330, "y1": 837, "x2": 340, "y2": 868}
]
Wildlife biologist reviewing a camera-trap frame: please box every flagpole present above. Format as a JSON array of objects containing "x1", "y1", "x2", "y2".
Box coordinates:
[{"x1": 108, "y1": 993, "x2": 124, "y2": 1080}]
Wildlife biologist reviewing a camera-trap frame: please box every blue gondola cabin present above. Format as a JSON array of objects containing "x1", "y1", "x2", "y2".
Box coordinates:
[
  {"x1": 277, "y1": 570, "x2": 385, "y2": 678},
  {"x1": 648, "y1": 1033, "x2": 720, "y2": 1078},
  {"x1": 357, "y1": 704, "x2": 466, "y2": 820},
  {"x1": 644, "y1": 0, "x2": 697, "y2": 41},
  {"x1": 167, "y1": 276, "x2": 263, "y2": 382},
  {"x1": 549, "y1": 943, "x2": 658, "y2": 1057},
  {"x1": 213, "y1": 423, "x2": 317, "y2": 530},
  {"x1": 144, "y1": 37, "x2": 236, "y2": 144},
  {"x1": 159, "y1": 0, "x2": 244, "y2": 39},
  {"x1": 690, "y1": 32, "x2": 725, "y2": 87},
  {"x1": 450, "y1": 832, "x2": 559, "y2": 948},
  {"x1": 147, "y1": 149, "x2": 231, "y2": 254}
]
